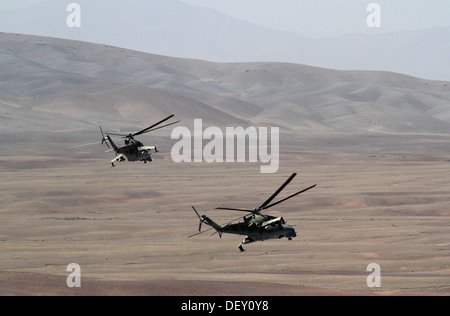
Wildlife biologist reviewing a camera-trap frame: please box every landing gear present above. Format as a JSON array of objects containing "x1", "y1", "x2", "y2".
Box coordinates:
[
  {"x1": 141, "y1": 156, "x2": 152, "y2": 164},
  {"x1": 239, "y1": 237, "x2": 254, "y2": 252}
]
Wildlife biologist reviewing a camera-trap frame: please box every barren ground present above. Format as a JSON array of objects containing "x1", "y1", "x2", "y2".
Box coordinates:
[{"x1": 0, "y1": 134, "x2": 449, "y2": 296}]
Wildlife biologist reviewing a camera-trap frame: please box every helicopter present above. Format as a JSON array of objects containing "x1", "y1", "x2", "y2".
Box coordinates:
[
  {"x1": 190, "y1": 173, "x2": 317, "y2": 252},
  {"x1": 100, "y1": 114, "x2": 179, "y2": 167}
]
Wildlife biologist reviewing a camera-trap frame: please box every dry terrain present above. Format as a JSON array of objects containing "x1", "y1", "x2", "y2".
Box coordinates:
[
  {"x1": 0, "y1": 34, "x2": 449, "y2": 296},
  {"x1": 0, "y1": 134, "x2": 449, "y2": 296}
]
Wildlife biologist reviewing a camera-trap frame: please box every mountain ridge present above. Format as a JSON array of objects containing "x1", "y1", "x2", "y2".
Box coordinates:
[
  {"x1": 1, "y1": 33, "x2": 450, "y2": 144},
  {"x1": 0, "y1": 0, "x2": 449, "y2": 81}
]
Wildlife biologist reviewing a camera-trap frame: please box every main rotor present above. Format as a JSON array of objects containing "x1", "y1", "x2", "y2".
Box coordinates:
[
  {"x1": 216, "y1": 173, "x2": 317, "y2": 215},
  {"x1": 189, "y1": 173, "x2": 317, "y2": 239},
  {"x1": 106, "y1": 114, "x2": 180, "y2": 141}
]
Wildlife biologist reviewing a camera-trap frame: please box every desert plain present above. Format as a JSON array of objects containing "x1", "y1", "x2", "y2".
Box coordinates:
[{"x1": 0, "y1": 133, "x2": 449, "y2": 296}]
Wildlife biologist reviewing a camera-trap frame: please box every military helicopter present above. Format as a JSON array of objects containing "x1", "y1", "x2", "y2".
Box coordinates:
[
  {"x1": 100, "y1": 114, "x2": 179, "y2": 167},
  {"x1": 190, "y1": 173, "x2": 317, "y2": 252}
]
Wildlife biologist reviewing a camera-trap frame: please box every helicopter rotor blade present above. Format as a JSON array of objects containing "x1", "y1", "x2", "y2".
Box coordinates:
[
  {"x1": 215, "y1": 207, "x2": 254, "y2": 213},
  {"x1": 99, "y1": 126, "x2": 110, "y2": 149},
  {"x1": 144, "y1": 120, "x2": 180, "y2": 133},
  {"x1": 215, "y1": 214, "x2": 247, "y2": 232},
  {"x1": 103, "y1": 115, "x2": 178, "y2": 139},
  {"x1": 105, "y1": 132, "x2": 130, "y2": 137},
  {"x1": 262, "y1": 184, "x2": 317, "y2": 210},
  {"x1": 132, "y1": 114, "x2": 176, "y2": 137},
  {"x1": 192, "y1": 206, "x2": 205, "y2": 232},
  {"x1": 258, "y1": 173, "x2": 297, "y2": 210},
  {"x1": 72, "y1": 141, "x2": 102, "y2": 148},
  {"x1": 192, "y1": 206, "x2": 202, "y2": 220},
  {"x1": 188, "y1": 226, "x2": 215, "y2": 238}
]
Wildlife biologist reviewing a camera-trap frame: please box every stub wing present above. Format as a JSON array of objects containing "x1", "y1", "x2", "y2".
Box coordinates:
[
  {"x1": 138, "y1": 146, "x2": 156, "y2": 151},
  {"x1": 261, "y1": 217, "x2": 285, "y2": 227},
  {"x1": 111, "y1": 154, "x2": 126, "y2": 166}
]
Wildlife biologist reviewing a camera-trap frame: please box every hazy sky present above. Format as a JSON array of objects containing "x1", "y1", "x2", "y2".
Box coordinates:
[
  {"x1": 1, "y1": 0, "x2": 449, "y2": 38},
  {"x1": 182, "y1": 0, "x2": 450, "y2": 38},
  {"x1": 1, "y1": 0, "x2": 43, "y2": 10}
]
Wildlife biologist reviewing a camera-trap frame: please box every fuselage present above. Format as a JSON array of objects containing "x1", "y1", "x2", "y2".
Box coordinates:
[
  {"x1": 114, "y1": 139, "x2": 152, "y2": 162},
  {"x1": 220, "y1": 214, "x2": 297, "y2": 241}
]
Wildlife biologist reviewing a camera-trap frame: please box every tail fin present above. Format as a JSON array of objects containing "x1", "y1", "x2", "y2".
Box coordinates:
[
  {"x1": 105, "y1": 135, "x2": 118, "y2": 152},
  {"x1": 201, "y1": 215, "x2": 222, "y2": 233},
  {"x1": 99, "y1": 126, "x2": 119, "y2": 152}
]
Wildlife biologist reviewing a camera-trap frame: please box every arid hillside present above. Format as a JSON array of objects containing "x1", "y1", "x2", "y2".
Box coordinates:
[{"x1": 1, "y1": 33, "x2": 450, "y2": 141}]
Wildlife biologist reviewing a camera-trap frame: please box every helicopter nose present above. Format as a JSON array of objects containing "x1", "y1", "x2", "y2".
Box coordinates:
[{"x1": 283, "y1": 225, "x2": 296, "y2": 238}]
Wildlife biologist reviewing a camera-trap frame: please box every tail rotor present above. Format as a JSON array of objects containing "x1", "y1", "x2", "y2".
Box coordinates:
[
  {"x1": 99, "y1": 126, "x2": 110, "y2": 149},
  {"x1": 192, "y1": 206, "x2": 206, "y2": 232}
]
